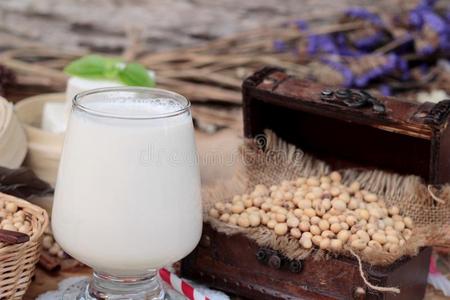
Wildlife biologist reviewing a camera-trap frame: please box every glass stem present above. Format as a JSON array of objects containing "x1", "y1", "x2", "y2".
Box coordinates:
[{"x1": 87, "y1": 270, "x2": 165, "y2": 300}]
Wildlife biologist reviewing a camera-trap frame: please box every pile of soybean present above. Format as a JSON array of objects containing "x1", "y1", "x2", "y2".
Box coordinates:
[
  {"x1": 0, "y1": 200, "x2": 32, "y2": 235},
  {"x1": 209, "y1": 172, "x2": 414, "y2": 255}
]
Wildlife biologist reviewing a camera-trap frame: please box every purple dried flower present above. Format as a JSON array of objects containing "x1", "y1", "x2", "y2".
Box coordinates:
[
  {"x1": 345, "y1": 7, "x2": 386, "y2": 50},
  {"x1": 307, "y1": 36, "x2": 318, "y2": 55},
  {"x1": 352, "y1": 54, "x2": 406, "y2": 88},
  {"x1": 417, "y1": 0, "x2": 437, "y2": 9},
  {"x1": 408, "y1": 0, "x2": 436, "y2": 28},
  {"x1": 409, "y1": 0, "x2": 437, "y2": 26},
  {"x1": 353, "y1": 31, "x2": 386, "y2": 50},
  {"x1": 339, "y1": 47, "x2": 361, "y2": 57},
  {"x1": 273, "y1": 40, "x2": 287, "y2": 52},
  {"x1": 419, "y1": 44, "x2": 435, "y2": 55},
  {"x1": 308, "y1": 34, "x2": 340, "y2": 55},
  {"x1": 355, "y1": 76, "x2": 369, "y2": 87},
  {"x1": 424, "y1": 11, "x2": 450, "y2": 51},
  {"x1": 394, "y1": 55, "x2": 410, "y2": 80},
  {"x1": 411, "y1": 7, "x2": 449, "y2": 54},
  {"x1": 446, "y1": 6, "x2": 450, "y2": 22},
  {"x1": 409, "y1": 10, "x2": 424, "y2": 28},
  {"x1": 441, "y1": 35, "x2": 450, "y2": 52},
  {"x1": 386, "y1": 54, "x2": 398, "y2": 70},
  {"x1": 336, "y1": 33, "x2": 347, "y2": 46},
  {"x1": 335, "y1": 33, "x2": 361, "y2": 56},
  {"x1": 379, "y1": 84, "x2": 392, "y2": 96},
  {"x1": 345, "y1": 7, "x2": 384, "y2": 26},
  {"x1": 423, "y1": 11, "x2": 446, "y2": 32},
  {"x1": 373, "y1": 67, "x2": 384, "y2": 76},
  {"x1": 294, "y1": 19, "x2": 309, "y2": 31},
  {"x1": 319, "y1": 36, "x2": 339, "y2": 54},
  {"x1": 355, "y1": 65, "x2": 387, "y2": 88}
]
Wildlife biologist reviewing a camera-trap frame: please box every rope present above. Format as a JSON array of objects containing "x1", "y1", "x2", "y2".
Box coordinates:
[
  {"x1": 349, "y1": 248, "x2": 401, "y2": 294},
  {"x1": 427, "y1": 185, "x2": 445, "y2": 204}
]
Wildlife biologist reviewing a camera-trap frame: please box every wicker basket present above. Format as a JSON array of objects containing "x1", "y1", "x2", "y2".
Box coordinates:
[{"x1": 0, "y1": 193, "x2": 48, "y2": 299}]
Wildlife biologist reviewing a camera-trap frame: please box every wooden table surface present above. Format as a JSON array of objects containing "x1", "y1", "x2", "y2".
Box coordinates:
[{"x1": 24, "y1": 267, "x2": 90, "y2": 299}]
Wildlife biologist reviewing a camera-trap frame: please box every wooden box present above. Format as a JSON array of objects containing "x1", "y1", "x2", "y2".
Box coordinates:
[{"x1": 182, "y1": 67, "x2": 450, "y2": 299}]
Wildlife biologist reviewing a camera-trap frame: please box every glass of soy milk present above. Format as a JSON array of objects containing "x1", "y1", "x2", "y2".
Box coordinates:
[{"x1": 52, "y1": 87, "x2": 202, "y2": 299}]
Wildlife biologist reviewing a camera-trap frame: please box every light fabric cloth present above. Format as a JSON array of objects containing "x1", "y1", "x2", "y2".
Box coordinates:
[{"x1": 36, "y1": 276, "x2": 230, "y2": 300}]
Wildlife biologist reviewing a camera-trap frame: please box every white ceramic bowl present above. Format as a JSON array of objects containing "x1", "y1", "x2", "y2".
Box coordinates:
[
  {"x1": 0, "y1": 96, "x2": 27, "y2": 168},
  {"x1": 15, "y1": 93, "x2": 65, "y2": 186}
]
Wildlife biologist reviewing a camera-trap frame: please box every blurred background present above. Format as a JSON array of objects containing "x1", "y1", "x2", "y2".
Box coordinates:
[
  {"x1": 1, "y1": 0, "x2": 448, "y2": 107},
  {"x1": 0, "y1": 0, "x2": 374, "y2": 52}
]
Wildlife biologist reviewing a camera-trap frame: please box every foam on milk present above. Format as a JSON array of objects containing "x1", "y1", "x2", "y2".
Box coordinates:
[{"x1": 81, "y1": 97, "x2": 186, "y2": 117}]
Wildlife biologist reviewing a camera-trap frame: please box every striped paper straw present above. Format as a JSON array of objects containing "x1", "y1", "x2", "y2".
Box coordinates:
[{"x1": 159, "y1": 268, "x2": 210, "y2": 300}]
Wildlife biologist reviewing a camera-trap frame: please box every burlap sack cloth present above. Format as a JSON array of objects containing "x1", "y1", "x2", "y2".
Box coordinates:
[{"x1": 203, "y1": 130, "x2": 450, "y2": 292}]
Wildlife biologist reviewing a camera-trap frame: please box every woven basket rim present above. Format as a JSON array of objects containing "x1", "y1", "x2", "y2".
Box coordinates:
[{"x1": 0, "y1": 192, "x2": 49, "y2": 244}]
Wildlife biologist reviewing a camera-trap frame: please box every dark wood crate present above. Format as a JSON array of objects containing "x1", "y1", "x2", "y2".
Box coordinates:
[
  {"x1": 182, "y1": 66, "x2": 449, "y2": 299},
  {"x1": 182, "y1": 224, "x2": 432, "y2": 300}
]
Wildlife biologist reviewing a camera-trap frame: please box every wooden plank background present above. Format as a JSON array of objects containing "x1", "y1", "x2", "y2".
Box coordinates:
[{"x1": 0, "y1": 0, "x2": 373, "y2": 53}]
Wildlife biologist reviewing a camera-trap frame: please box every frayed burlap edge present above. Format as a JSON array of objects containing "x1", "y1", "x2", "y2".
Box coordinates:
[{"x1": 203, "y1": 130, "x2": 450, "y2": 267}]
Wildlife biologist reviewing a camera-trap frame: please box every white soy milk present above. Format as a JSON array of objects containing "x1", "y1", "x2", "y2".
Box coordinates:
[{"x1": 52, "y1": 97, "x2": 202, "y2": 275}]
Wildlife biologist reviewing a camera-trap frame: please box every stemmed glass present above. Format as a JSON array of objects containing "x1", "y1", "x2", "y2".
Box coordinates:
[{"x1": 52, "y1": 87, "x2": 202, "y2": 299}]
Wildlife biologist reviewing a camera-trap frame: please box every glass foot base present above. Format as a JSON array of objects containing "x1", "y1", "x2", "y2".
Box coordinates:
[{"x1": 62, "y1": 271, "x2": 167, "y2": 300}]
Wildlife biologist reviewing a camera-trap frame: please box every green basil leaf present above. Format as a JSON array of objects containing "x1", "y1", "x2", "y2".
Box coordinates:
[
  {"x1": 65, "y1": 55, "x2": 155, "y2": 88},
  {"x1": 118, "y1": 63, "x2": 155, "y2": 87},
  {"x1": 64, "y1": 55, "x2": 110, "y2": 77},
  {"x1": 103, "y1": 58, "x2": 122, "y2": 79}
]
